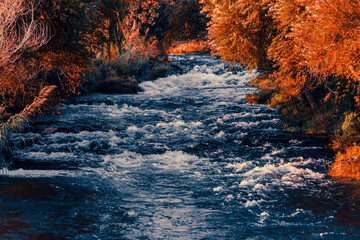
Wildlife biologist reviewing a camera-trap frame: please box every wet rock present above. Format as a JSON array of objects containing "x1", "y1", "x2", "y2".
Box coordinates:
[
  {"x1": 41, "y1": 127, "x2": 58, "y2": 135},
  {"x1": 96, "y1": 77, "x2": 138, "y2": 93}
]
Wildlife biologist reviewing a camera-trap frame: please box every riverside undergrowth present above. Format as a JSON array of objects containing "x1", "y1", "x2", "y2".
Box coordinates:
[{"x1": 246, "y1": 73, "x2": 360, "y2": 180}]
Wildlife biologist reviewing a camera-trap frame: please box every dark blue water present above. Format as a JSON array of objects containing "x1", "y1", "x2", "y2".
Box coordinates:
[{"x1": 1, "y1": 55, "x2": 360, "y2": 239}]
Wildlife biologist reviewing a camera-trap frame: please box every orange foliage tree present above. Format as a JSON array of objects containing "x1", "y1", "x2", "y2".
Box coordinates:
[
  {"x1": 201, "y1": 0, "x2": 277, "y2": 71},
  {"x1": 0, "y1": 0, "x2": 50, "y2": 111},
  {"x1": 126, "y1": 0, "x2": 173, "y2": 40},
  {"x1": 292, "y1": 0, "x2": 360, "y2": 81},
  {"x1": 267, "y1": 0, "x2": 321, "y2": 109},
  {"x1": 269, "y1": 0, "x2": 360, "y2": 106},
  {"x1": 34, "y1": 0, "x2": 104, "y2": 95},
  {"x1": 290, "y1": 0, "x2": 360, "y2": 108},
  {"x1": 202, "y1": 0, "x2": 360, "y2": 178}
]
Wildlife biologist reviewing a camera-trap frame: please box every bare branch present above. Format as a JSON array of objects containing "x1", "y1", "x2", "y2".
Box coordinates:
[{"x1": 0, "y1": 0, "x2": 49, "y2": 66}]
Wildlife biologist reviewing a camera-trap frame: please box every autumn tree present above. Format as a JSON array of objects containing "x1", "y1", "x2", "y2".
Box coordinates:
[
  {"x1": 33, "y1": 0, "x2": 104, "y2": 95},
  {"x1": 126, "y1": 0, "x2": 173, "y2": 41},
  {"x1": 267, "y1": 0, "x2": 360, "y2": 109},
  {"x1": 167, "y1": 0, "x2": 208, "y2": 41},
  {"x1": 201, "y1": 0, "x2": 277, "y2": 71},
  {"x1": 266, "y1": 0, "x2": 321, "y2": 109},
  {"x1": 202, "y1": 0, "x2": 360, "y2": 178},
  {"x1": 97, "y1": 0, "x2": 130, "y2": 62},
  {"x1": 291, "y1": 0, "x2": 360, "y2": 81},
  {"x1": 0, "y1": 0, "x2": 50, "y2": 111},
  {"x1": 289, "y1": 0, "x2": 360, "y2": 106}
]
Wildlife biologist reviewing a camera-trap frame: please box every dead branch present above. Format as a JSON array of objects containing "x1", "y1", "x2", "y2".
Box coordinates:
[{"x1": 0, "y1": 0, "x2": 49, "y2": 66}]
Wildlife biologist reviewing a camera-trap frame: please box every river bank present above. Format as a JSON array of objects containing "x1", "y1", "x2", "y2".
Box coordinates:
[{"x1": 246, "y1": 73, "x2": 360, "y2": 180}]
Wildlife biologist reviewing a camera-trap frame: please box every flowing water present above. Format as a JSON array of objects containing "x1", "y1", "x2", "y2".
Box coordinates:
[{"x1": 1, "y1": 55, "x2": 360, "y2": 239}]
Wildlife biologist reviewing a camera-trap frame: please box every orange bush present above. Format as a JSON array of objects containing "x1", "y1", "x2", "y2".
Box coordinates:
[
  {"x1": 167, "y1": 40, "x2": 210, "y2": 55},
  {"x1": 328, "y1": 145, "x2": 360, "y2": 180},
  {"x1": 246, "y1": 72, "x2": 279, "y2": 105}
]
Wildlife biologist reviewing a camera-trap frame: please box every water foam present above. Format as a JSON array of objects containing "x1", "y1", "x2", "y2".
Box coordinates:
[{"x1": 140, "y1": 62, "x2": 257, "y2": 96}]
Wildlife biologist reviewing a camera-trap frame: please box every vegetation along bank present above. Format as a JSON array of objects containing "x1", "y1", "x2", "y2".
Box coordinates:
[{"x1": 201, "y1": 0, "x2": 360, "y2": 179}]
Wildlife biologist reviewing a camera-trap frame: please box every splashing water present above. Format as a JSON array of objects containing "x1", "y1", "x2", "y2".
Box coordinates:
[{"x1": 1, "y1": 55, "x2": 360, "y2": 239}]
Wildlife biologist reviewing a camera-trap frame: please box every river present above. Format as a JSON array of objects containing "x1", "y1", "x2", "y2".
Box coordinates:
[{"x1": 1, "y1": 55, "x2": 360, "y2": 239}]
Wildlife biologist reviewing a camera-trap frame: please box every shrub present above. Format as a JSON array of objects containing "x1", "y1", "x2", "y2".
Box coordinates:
[
  {"x1": 246, "y1": 72, "x2": 279, "y2": 105},
  {"x1": 332, "y1": 112, "x2": 360, "y2": 151},
  {"x1": 167, "y1": 40, "x2": 210, "y2": 55},
  {"x1": 341, "y1": 112, "x2": 360, "y2": 137},
  {"x1": 86, "y1": 19, "x2": 169, "y2": 94},
  {"x1": 246, "y1": 95, "x2": 261, "y2": 104},
  {"x1": 96, "y1": 77, "x2": 138, "y2": 93},
  {"x1": 328, "y1": 145, "x2": 360, "y2": 180}
]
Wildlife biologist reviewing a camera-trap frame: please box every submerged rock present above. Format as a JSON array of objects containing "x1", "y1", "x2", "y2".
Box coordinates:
[
  {"x1": 41, "y1": 127, "x2": 58, "y2": 135},
  {"x1": 96, "y1": 77, "x2": 138, "y2": 94}
]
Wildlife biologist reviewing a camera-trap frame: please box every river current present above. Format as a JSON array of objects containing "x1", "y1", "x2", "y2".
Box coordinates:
[{"x1": 1, "y1": 55, "x2": 360, "y2": 239}]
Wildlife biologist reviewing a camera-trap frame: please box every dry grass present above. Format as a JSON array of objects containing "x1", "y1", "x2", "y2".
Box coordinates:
[
  {"x1": 0, "y1": 0, "x2": 49, "y2": 65},
  {"x1": 20, "y1": 85, "x2": 57, "y2": 118},
  {"x1": 0, "y1": 85, "x2": 56, "y2": 159},
  {"x1": 117, "y1": 20, "x2": 159, "y2": 73},
  {"x1": 167, "y1": 40, "x2": 210, "y2": 55},
  {"x1": 328, "y1": 145, "x2": 360, "y2": 180}
]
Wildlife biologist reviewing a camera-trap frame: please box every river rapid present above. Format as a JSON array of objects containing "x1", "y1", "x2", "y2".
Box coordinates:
[{"x1": 1, "y1": 55, "x2": 360, "y2": 239}]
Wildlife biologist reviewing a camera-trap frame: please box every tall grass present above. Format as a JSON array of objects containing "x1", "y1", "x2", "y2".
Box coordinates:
[
  {"x1": 97, "y1": 18, "x2": 160, "y2": 78},
  {"x1": 85, "y1": 18, "x2": 169, "y2": 94},
  {"x1": 0, "y1": 85, "x2": 56, "y2": 161}
]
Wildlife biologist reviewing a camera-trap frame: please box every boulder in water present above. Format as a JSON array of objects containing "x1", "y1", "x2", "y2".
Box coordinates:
[
  {"x1": 96, "y1": 77, "x2": 138, "y2": 94},
  {"x1": 41, "y1": 127, "x2": 58, "y2": 135}
]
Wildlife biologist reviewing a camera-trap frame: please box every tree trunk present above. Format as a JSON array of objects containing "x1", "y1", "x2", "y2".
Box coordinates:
[{"x1": 304, "y1": 89, "x2": 318, "y2": 110}]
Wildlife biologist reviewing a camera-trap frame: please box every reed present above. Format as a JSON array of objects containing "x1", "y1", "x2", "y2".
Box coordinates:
[{"x1": 0, "y1": 85, "x2": 56, "y2": 160}]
